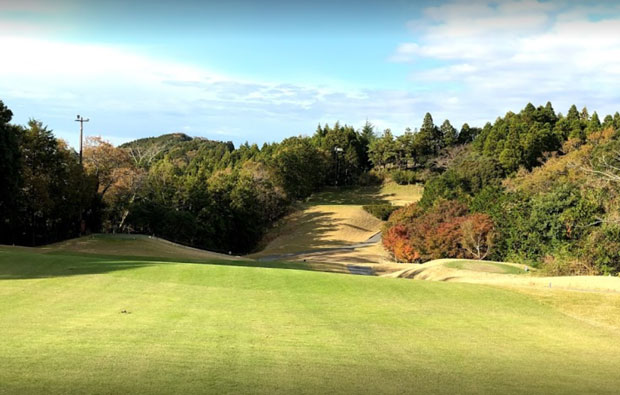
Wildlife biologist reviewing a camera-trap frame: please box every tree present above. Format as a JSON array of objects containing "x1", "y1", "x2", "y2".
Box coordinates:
[
  {"x1": 586, "y1": 111, "x2": 601, "y2": 135},
  {"x1": 0, "y1": 101, "x2": 21, "y2": 243},
  {"x1": 18, "y1": 120, "x2": 95, "y2": 245},
  {"x1": 271, "y1": 136, "x2": 327, "y2": 199},
  {"x1": 368, "y1": 129, "x2": 396, "y2": 168},
  {"x1": 360, "y1": 120, "x2": 376, "y2": 143},
  {"x1": 440, "y1": 119, "x2": 458, "y2": 148},
  {"x1": 83, "y1": 137, "x2": 133, "y2": 200},
  {"x1": 416, "y1": 112, "x2": 441, "y2": 158},
  {"x1": 458, "y1": 123, "x2": 479, "y2": 144},
  {"x1": 382, "y1": 200, "x2": 496, "y2": 262},
  {"x1": 460, "y1": 213, "x2": 495, "y2": 259}
]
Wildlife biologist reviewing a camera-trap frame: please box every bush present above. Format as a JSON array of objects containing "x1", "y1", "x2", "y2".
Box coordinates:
[
  {"x1": 382, "y1": 200, "x2": 496, "y2": 262},
  {"x1": 363, "y1": 204, "x2": 399, "y2": 220},
  {"x1": 390, "y1": 170, "x2": 417, "y2": 185},
  {"x1": 357, "y1": 170, "x2": 384, "y2": 186}
]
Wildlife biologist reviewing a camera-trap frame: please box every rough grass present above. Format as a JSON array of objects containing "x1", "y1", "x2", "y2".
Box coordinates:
[
  {"x1": 443, "y1": 260, "x2": 526, "y2": 275},
  {"x1": 250, "y1": 205, "x2": 383, "y2": 257},
  {"x1": 252, "y1": 182, "x2": 422, "y2": 259},
  {"x1": 45, "y1": 234, "x2": 246, "y2": 261},
  {"x1": 306, "y1": 181, "x2": 422, "y2": 206},
  {"x1": 1, "y1": 247, "x2": 620, "y2": 394}
]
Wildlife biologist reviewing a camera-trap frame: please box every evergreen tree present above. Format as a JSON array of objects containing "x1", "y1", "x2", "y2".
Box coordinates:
[
  {"x1": 440, "y1": 119, "x2": 458, "y2": 148},
  {"x1": 567, "y1": 105, "x2": 580, "y2": 121},
  {"x1": 603, "y1": 114, "x2": 614, "y2": 130},
  {"x1": 586, "y1": 111, "x2": 602, "y2": 134},
  {"x1": 360, "y1": 120, "x2": 376, "y2": 143}
]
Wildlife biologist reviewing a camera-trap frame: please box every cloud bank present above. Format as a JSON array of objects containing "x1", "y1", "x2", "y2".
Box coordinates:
[{"x1": 392, "y1": 0, "x2": 620, "y2": 124}]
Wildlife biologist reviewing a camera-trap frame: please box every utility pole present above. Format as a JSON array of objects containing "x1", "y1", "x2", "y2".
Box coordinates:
[
  {"x1": 334, "y1": 147, "x2": 343, "y2": 186},
  {"x1": 75, "y1": 115, "x2": 89, "y2": 165}
]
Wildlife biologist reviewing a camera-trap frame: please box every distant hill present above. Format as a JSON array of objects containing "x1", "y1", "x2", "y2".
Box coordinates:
[{"x1": 120, "y1": 133, "x2": 235, "y2": 168}]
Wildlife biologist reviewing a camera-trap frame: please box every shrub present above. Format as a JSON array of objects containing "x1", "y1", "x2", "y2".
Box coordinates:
[
  {"x1": 357, "y1": 170, "x2": 384, "y2": 186},
  {"x1": 382, "y1": 224, "x2": 418, "y2": 262},
  {"x1": 363, "y1": 204, "x2": 398, "y2": 220},
  {"x1": 390, "y1": 170, "x2": 417, "y2": 185}
]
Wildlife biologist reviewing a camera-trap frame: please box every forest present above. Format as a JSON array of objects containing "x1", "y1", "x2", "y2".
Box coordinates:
[{"x1": 1, "y1": 99, "x2": 620, "y2": 274}]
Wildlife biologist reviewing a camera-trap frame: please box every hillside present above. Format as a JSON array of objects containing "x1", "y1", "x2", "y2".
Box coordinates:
[
  {"x1": 250, "y1": 182, "x2": 422, "y2": 262},
  {"x1": 2, "y1": 246, "x2": 620, "y2": 394}
]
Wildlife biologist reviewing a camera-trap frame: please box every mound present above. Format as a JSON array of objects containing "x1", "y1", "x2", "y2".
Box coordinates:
[
  {"x1": 380, "y1": 258, "x2": 620, "y2": 293},
  {"x1": 41, "y1": 234, "x2": 248, "y2": 261}
]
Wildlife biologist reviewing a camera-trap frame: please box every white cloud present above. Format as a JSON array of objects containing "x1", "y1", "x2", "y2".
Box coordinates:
[
  {"x1": 390, "y1": 0, "x2": 620, "y2": 125},
  {"x1": 0, "y1": 36, "x2": 431, "y2": 147}
]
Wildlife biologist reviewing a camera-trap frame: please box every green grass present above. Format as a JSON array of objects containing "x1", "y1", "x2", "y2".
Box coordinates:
[
  {"x1": 1, "y1": 247, "x2": 620, "y2": 394},
  {"x1": 443, "y1": 260, "x2": 526, "y2": 275}
]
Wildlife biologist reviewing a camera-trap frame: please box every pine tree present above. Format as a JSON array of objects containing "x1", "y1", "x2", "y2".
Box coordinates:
[
  {"x1": 440, "y1": 119, "x2": 458, "y2": 148},
  {"x1": 360, "y1": 120, "x2": 376, "y2": 143},
  {"x1": 567, "y1": 105, "x2": 580, "y2": 121},
  {"x1": 603, "y1": 115, "x2": 614, "y2": 130},
  {"x1": 586, "y1": 111, "x2": 601, "y2": 134}
]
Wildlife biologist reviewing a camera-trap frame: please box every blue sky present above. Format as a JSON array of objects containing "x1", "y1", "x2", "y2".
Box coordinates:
[{"x1": 2, "y1": 0, "x2": 620, "y2": 148}]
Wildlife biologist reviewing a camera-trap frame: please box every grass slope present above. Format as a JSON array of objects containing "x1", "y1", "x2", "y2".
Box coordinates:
[
  {"x1": 252, "y1": 182, "x2": 422, "y2": 259},
  {"x1": 1, "y1": 247, "x2": 620, "y2": 394},
  {"x1": 44, "y1": 234, "x2": 245, "y2": 261}
]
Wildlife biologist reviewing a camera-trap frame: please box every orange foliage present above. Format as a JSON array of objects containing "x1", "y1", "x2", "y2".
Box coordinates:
[{"x1": 383, "y1": 200, "x2": 495, "y2": 262}]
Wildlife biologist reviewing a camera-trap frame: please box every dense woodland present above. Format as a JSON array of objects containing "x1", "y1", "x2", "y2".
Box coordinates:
[{"x1": 1, "y1": 99, "x2": 620, "y2": 273}]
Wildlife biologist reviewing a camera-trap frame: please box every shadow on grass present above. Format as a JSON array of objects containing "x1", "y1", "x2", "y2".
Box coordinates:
[
  {"x1": 306, "y1": 185, "x2": 394, "y2": 206},
  {"x1": 0, "y1": 247, "x2": 333, "y2": 280},
  {"x1": 0, "y1": 249, "x2": 156, "y2": 280},
  {"x1": 253, "y1": 209, "x2": 353, "y2": 256}
]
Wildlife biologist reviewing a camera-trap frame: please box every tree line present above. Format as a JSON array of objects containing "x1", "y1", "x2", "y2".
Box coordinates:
[
  {"x1": 0, "y1": 101, "x2": 376, "y2": 253},
  {"x1": 3, "y1": 98, "x2": 620, "y2": 273},
  {"x1": 383, "y1": 102, "x2": 620, "y2": 274}
]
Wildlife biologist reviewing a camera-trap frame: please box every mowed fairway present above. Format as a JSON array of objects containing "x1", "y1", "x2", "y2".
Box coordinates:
[{"x1": 2, "y1": 248, "x2": 620, "y2": 394}]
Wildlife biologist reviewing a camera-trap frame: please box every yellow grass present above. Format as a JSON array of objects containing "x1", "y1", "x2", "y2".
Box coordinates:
[
  {"x1": 379, "y1": 181, "x2": 423, "y2": 205},
  {"x1": 379, "y1": 258, "x2": 620, "y2": 293},
  {"x1": 295, "y1": 243, "x2": 391, "y2": 265},
  {"x1": 43, "y1": 234, "x2": 247, "y2": 261},
  {"x1": 250, "y1": 205, "x2": 383, "y2": 257},
  {"x1": 251, "y1": 182, "x2": 423, "y2": 259}
]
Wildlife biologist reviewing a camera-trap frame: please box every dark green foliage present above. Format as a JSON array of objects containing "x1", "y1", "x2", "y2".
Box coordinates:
[
  {"x1": 363, "y1": 204, "x2": 399, "y2": 220},
  {"x1": 457, "y1": 123, "x2": 480, "y2": 144},
  {"x1": 1, "y1": 119, "x2": 97, "y2": 245},
  {"x1": 472, "y1": 103, "x2": 589, "y2": 173},
  {"x1": 390, "y1": 169, "x2": 417, "y2": 185},
  {"x1": 313, "y1": 122, "x2": 371, "y2": 186},
  {"x1": 270, "y1": 137, "x2": 328, "y2": 199},
  {"x1": 440, "y1": 119, "x2": 458, "y2": 148},
  {"x1": 0, "y1": 101, "x2": 21, "y2": 242},
  {"x1": 420, "y1": 152, "x2": 504, "y2": 208}
]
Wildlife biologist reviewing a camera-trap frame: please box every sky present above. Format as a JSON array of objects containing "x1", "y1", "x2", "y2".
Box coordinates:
[{"x1": 2, "y1": 0, "x2": 620, "y2": 148}]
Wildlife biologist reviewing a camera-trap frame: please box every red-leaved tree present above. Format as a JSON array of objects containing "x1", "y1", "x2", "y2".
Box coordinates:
[{"x1": 382, "y1": 200, "x2": 495, "y2": 262}]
